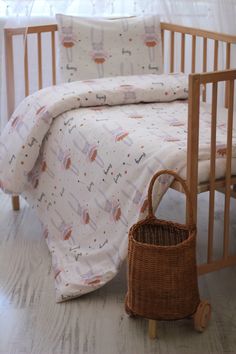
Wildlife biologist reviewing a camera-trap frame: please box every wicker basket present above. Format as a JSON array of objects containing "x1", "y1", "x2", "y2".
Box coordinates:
[{"x1": 125, "y1": 170, "x2": 200, "y2": 321}]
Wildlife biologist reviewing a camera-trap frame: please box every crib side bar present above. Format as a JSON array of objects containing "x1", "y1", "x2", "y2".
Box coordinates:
[
  {"x1": 186, "y1": 74, "x2": 201, "y2": 224},
  {"x1": 181, "y1": 33, "x2": 185, "y2": 72},
  {"x1": 223, "y1": 79, "x2": 234, "y2": 259},
  {"x1": 202, "y1": 38, "x2": 207, "y2": 102},
  {"x1": 170, "y1": 31, "x2": 175, "y2": 73},
  {"x1": 214, "y1": 40, "x2": 219, "y2": 71},
  {"x1": 4, "y1": 30, "x2": 15, "y2": 119},
  {"x1": 208, "y1": 82, "x2": 218, "y2": 262},
  {"x1": 37, "y1": 33, "x2": 43, "y2": 90},
  {"x1": 161, "y1": 22, "x2": 236, "y2": 43},
  {"x1": 225, "y1": 43, "x2": 231, "y2": 108},
  {"x1": 191, "y1": 35, "x2": 196, "y2": 73},
  {"x1": 191, "y1": 69, "x2": 236, "y2": 275},
  {"x1": 24, "y1": 35, "x2": 29, "y2": 97},
  {"x1": 51, "y1": 30, "x2": 56, "y2": 85}
]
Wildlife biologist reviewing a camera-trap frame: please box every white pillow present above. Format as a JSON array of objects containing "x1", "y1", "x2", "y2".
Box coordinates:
[{"x1": 56, "y1": 14, "x2": 163, "y2": 82}]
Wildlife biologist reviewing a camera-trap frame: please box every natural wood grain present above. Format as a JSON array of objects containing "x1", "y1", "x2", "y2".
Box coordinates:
[
  {"x1": 202, "y1": 37, "x2": 207, "y2": 102},
  {"x1": 148, "y1": 320, "x2": 157, "y2": 339},
  {"x1": 161, "y1": 28, "x2": 164, "y2": 63},
  {"x1": 4, "y1": 31, "x2": 15, "y2": 119},
  {"x1": 37, "y1": 32, "x2": 42, "y2": 90},
  {"x1": 170, "y1": 31, "x2": 175, "y2": 73},
  {"x1": 160, "y1": 22, "x2": 236, "y2": 43},
  {"x1": 223, "y1": 80, "x2": 234, "y2": 259},
  {"x1": 24, "y1": 35, "x2": 29, "y2": 97},
  {"x1": 214, "y1": 40, "x2": 219, "y2": 71},
  {"x1": 51, "y1": 30, "x2": 56, "y2": 85},
  {"x1": 199, "y1": 69, "x2": 236, "y2": 84},
  {"x1": 191, "y1": 35, "x2": 196, "y2": 73},
  {"x1": 186, "y1": 74, "x2": 200, "y2": 224},
  {"x1": 208, "y1": 82, "x2": 218, "y2": 262},
  {"x1": 225, "y1": 43, "x2": 231, "y2": 108},
  {"x1": 181, "y1": 33, "x2": 185, "y2": 72},
  {"x1": 11, "y1": 195, "x2": 20, "y2": 211}
]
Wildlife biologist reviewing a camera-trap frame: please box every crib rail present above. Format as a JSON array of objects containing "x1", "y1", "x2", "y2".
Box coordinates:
[
  {"x1": 4, "y1": 21, "x2": 236, "y2": 120},
  {"x1": 161, "y1": 22, "x2": 236, "y2": 107},
  {"x1": 187, "y1": 69, "x2": 236, "y2": 275},
  {"x1": 4, "y1": 24, "x2": 57, "y2": 118}
]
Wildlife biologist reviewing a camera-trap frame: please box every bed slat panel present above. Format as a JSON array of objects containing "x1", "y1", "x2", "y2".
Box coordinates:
[
  {"x1": 170, "y1": 31, "x2": 175, "y2": 73},
  {"x1": 4, "y1": 31, "x2": 15, "y2": 118},
  {"x1": 37, "y1": 33, "x2": 43, "y2": 90},
  {"x1": 214, "y1": 40, "x2": 219, "y2": 71},
  {"x1": 191, "y1": 35, "x2": 196, "y2": 73},
  {"x1": 181, "y1": 33, "x2": 185, "y2": 72},
  {"x1": 186, "y1": 74, "x2": 200, "y2": 224},
  {"x1": 51, "y1": 31, "x2": 56, "y2": 85},
  {"x1": 208, "y1": 82, "x2": 218, "y2": 262},
  {"x1": 225, "y1": 43, "x2": 231, "y2": 108},
  {"x1": 161, "y1": 28, "x2": 164, "y2": 63},
  {"x1": 24, "y1": 35, "x2": 29, "y2": 97},
  {"x1": 202, "y1": 38, "x2": 207, "y2": 102},
  {"x1": 223, "y1": 79, "x2": 234, "y2": 259}
]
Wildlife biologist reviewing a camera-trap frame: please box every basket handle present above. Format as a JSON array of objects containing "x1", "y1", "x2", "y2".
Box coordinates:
[{"x1": 147, "y1": 169, "x2": 194, "y2": 226}]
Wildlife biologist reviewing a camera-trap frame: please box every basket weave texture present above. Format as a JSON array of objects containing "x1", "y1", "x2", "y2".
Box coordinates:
[{"x1": 126, "y1": 170, "x2": 200, "y2": 321}]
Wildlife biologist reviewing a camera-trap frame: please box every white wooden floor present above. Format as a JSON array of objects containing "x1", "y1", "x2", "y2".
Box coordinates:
[{"x1": 1, "y1": 190, "x2": 236, "y2": 354}]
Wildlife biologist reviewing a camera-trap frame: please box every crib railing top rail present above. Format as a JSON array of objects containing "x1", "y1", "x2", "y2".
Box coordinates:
[
  {"x1": 190, "y1": 69, "x2": 236, "y2": 84},
  {"x1": 161, "y1": 22, "x2": 236, "y2": 44},
  {"x1": 4, "y1": 21, "x2": 236, "y2": 44}
]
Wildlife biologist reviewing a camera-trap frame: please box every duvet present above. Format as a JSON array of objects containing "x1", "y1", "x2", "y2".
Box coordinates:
[{"x1": 0, "y1": 73, "x2": 235, "y2": 302}]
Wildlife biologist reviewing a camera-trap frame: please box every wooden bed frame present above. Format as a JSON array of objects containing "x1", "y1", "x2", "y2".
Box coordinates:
[{"x1": 4, "y1": 22, "x2": 236, "y2": 330}]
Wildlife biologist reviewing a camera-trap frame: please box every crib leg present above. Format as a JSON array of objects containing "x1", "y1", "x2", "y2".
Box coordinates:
[
  {"x1": 148, "y1": 320, "x2": 158, "y2": 339},
  {"x1": 12, "y1": 196, "x2": 20, "y2": 211}
]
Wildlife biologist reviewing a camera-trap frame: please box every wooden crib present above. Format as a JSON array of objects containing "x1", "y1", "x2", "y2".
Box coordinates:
[{"x1": 4, "y1": 21, "x2": 236, "y2": 332}]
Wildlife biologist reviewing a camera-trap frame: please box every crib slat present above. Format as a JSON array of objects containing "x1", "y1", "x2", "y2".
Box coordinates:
[
  {"x1": 223, "y1": 79, "x2": 234, "y2": 259},
  {"x1": 191, "y1": 35, "x2": 196, "y2": 73},
  {"x1": 4, "y1": 31, "x2": 15, "y2": 118},
  {"x1": 213, "y1": 40, "x2": 218, "y2": 71},
  {"x1": 51, "y1": 30, "x2": 56, "y2": 85},
  {"x1": 208, "y1": 82, "x2": 218, "y2": 262},
  {"x1": 187, "y1": 74, "x2": 201, "y2": 224},
  {"x1": 225, "y1": 43, "x2": 231, "y2": 108},
  {"x1": 170, "y1": 31, "x2": 175, "y2": 73},
  {"x1": 37, "y1": 33, "x2": 42, "y2": 90},
  {"x1": 24, "y1": 35, "x2": 29, "y2": 97},
  {"x1": 181, "y1": 33, "x2": 185, "y2": 72},
  {"x1": 202, "y1": 38, "x2": 207, "y2": 102},
  {"x1": 161, "y1": 28, "x2": 164, "y2": 63}
]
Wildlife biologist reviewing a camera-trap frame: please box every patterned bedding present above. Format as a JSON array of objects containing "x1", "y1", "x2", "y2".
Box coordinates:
[{"x1": 0, "y1": 73, "x2": 236, "y2": 302}]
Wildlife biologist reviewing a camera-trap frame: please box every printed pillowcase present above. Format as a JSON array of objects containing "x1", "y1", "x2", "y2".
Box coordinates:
[{"x1": 56, "y1": 14, "x2": 163, "y2": 82}]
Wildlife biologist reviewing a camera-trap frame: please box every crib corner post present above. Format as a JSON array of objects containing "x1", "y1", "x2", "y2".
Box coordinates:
[
  {"x1": 187, "y1": 74, "x2": 201, "y2": 225},
  {"x1": 12, "y1": 196, "x2": 20, "y2": 211}
]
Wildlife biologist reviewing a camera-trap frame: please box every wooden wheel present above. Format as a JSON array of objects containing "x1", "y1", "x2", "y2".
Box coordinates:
[{"x1": 193, "y1": 300, "x2": 211, "y2": 332}]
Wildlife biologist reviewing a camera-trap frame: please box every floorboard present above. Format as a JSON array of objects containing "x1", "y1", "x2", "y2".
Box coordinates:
[{"x1": 0, "y1": 190, "x2": 236, "y2": 354}]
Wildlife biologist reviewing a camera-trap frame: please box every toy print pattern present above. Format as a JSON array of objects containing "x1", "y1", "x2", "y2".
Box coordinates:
[
  {"x1": 56, "y1": 14, "x2": 163, "y2": 83},
  {"x1": 1, "y1": 73, "x2": 236, "y2": 302}
]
